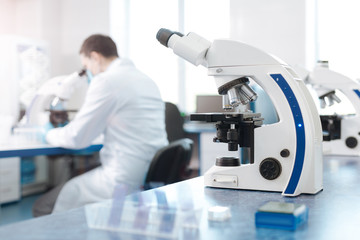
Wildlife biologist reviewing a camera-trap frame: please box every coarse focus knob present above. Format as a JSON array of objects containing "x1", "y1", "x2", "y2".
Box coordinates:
[
  {"x1": 259, "y1": 158, "x2": 282, "y2": 180},
  {"x1": 345, "y1": 137, "x2": 358, "y2": 149}
]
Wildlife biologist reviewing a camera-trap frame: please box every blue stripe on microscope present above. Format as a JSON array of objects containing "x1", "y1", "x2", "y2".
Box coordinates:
[
  {"x1": 270, "y1": 74, "x2": 305, "y2": 195},
  {"x1": 354, "y1": 89, "x2": 360, "y2": 98}
]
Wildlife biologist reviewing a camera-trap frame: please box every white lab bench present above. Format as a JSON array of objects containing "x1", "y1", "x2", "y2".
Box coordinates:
[
  {"x1": 0, "y1": 142, "x2": 102, "y2": 204},
  {"x1": 0, "y1": 155, "x2": 359, "y2": 240}
]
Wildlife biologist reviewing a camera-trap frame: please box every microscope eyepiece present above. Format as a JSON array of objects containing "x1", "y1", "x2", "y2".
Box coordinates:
[
  {"x1": 78, "y1": 69, "x2": 86, "y2": 77},
  {"x1": 156, "y1": 28, "x2": 184, "y2": 47}
]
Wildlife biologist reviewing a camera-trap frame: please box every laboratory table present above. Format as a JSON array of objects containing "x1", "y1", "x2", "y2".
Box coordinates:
[
  {"x1": 0, "y1": 143, "x2": 103, "y2": 201},
  {"x1": 0, "y1": 155, "x2": 360, "y2": 240},
  {"x1": 0, "y1": 144, "x2": 103, "y2": 159}
]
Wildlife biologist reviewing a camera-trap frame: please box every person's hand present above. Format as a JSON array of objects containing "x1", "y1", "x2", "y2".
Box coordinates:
[{"x1": 42, "y1": 122, "x2": 55, "y2": 143}]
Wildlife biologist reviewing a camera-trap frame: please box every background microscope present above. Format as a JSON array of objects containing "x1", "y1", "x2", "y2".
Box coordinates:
[
  {"x1": 16, "y1": 70, "x2": 94, "y2": 189},
  {"x1": 301, "y1": 61, "x2": 360, "y2": 156},
  {"x1": 20, "y1": 69, "x2": 88, "y2": 130}
]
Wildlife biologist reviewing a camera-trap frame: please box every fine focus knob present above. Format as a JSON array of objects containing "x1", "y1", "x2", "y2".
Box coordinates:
[
  {"x1": 259, "y1": 158, "x2": 282, "y2": 180},
  {"x1": 280, "y1": 149, "x2": 290, "y2": 158},
  {"x1": 216, "y1": 157, "x2": 240, "y2": 167},
  {"x1": 345, "y1": 137, "x2": 358, "y2": 149}
]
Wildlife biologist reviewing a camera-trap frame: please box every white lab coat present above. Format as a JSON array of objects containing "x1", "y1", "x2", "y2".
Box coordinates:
[{"x1": 46, "y1": 58, "x2": 168, "y2": 212}]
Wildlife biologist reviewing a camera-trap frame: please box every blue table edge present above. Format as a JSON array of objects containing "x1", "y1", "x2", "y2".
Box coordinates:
[{"x1": 0, "y1": 144, "x2": 103, "y2": 158}]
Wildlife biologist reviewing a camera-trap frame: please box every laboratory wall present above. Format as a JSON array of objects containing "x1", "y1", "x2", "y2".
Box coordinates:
[
  {"x1": 0, "y1": 0, "x2": 110, "y2": 199},
  {"x1": 0, "y1": 0, "x2": 110, "y2": 77},
  {"x1": 0, "y1": 0, "x2": 15, "y2": 34},
  {"x1": 229, "y1": 0, "x2": 314, "y2": 68},
  {"x1": 229, "y1": 0, "x2": 316, "y2": 124}
]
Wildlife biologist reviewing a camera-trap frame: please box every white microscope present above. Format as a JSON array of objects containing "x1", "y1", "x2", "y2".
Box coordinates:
[
  {"x1": 157, "y1": 29, "x2": 323, "y2": 196},
  {"x1": 304, "y1": 61, "x2": 360, "y2": 156},
  {"x1": 17, "y1": 70, "x2": 89, "y2": 188},
  {"x1": 21, "y1": 70, "x2": 88, "y2": 128}
]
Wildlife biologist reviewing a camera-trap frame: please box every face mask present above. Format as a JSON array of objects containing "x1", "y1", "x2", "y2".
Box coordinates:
[{"x1": 86, "y1": 69, "x2": 94, "y2": 83}]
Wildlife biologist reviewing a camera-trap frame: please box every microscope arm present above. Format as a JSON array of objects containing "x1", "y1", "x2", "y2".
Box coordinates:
[
  {"x1": 24, "y1": 70, "x2": 87, "y2": 125},
  {"x1": 37, "y1": 70, "x2": 86, "y2": 100},
  {"x1": 339, "y1": 88, "x2": 360, "y2": 115},
  {"x1": 308, "y1": 66, "x2": 360, "y2": 111}
]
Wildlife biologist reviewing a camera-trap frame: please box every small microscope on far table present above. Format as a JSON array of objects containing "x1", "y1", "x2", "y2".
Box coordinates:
[{"x1": 304, "y1": 61, "x2": 360, "y2": 156}]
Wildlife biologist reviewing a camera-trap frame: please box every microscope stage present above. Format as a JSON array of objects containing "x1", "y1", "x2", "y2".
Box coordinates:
[{"x1": 190, "y1": 112, "x2": 263, "y2": 125}]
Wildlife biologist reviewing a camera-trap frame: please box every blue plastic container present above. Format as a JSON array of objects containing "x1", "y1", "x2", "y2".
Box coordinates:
[{"x1": 255, "y1": 201, "x2": 308, "y2": 230}]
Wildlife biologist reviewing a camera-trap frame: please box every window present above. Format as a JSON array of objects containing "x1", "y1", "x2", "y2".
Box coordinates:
[
  {"x1": 317, "y1": 0, "x2": 360, "y2": 115},
  {"x1": 183, "y1": 0, "x2": 230, "y2": 112},
  {"x1": 110, "y1": 0, "x2": 229, "y2": 113},
  {"x1": 317, "y1": 0, "x2": 360, "y2": 79}
]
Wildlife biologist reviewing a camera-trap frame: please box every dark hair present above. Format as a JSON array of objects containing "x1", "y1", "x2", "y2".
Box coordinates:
[{"x1": 79, "y1": 34, "x2": 119, "y2": 58}]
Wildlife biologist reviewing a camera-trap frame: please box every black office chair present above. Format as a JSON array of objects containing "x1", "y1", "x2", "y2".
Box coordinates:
[
  {"x1": 144, "y1": 138, "x2": 193, "y2": 190},
  {"x1": 165, "y1": 102, "x2": 185, "y2": 142}
]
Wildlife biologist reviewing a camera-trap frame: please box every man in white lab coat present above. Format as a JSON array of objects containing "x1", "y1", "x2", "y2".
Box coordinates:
[{"x1": 38, "y1": 34, "x2": 168, "y2": 213}]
